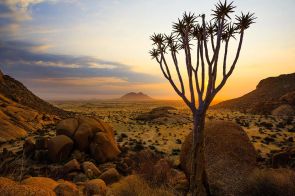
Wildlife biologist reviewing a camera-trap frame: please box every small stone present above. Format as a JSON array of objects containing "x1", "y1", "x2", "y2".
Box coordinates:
[
  {"x1": 63, "y1": 159, "x2": 80, "y2": 174},
  {"x1": 98, "y1": 168, "x2": 121, "y2": 185},
  {"x1": 82, "y1": 161, "x2": 101, "y2": 178}
]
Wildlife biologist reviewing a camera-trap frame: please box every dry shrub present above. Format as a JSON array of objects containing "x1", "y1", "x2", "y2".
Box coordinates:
[
  {"x1": 242, "y1": 168, "x2": 295, "y2": 196},
  {"x1": 107, "y1": 175, "x2": 174, "y2": 196},
  {"x1": 131, "y1": 150, "x2": 174, "y2": 187}
]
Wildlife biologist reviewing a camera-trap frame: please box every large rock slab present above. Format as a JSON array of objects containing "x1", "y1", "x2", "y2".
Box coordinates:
[
  {"x1": 21, "y1": 177, "x2": 59, "y2": 191},
  {"x1": 180, "y1": 120, "x2": 257, "y2": 196}
]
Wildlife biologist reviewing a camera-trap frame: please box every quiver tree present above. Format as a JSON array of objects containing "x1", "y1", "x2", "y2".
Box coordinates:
[{"x1": 150, "y1": 1, "x2": 255, "y2": 196}]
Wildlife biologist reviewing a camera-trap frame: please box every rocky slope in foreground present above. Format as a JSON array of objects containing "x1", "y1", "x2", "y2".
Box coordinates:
[
  {"x1": 0, "y1": 69, "x2": 71, "y2": 141},
  {"x1": 120, "y1": 92, "x2": 153, "y2": 101},
  {"x1": 0, "y1": 70, "x2": 69, "y2": 116},
  {"x1": 213, "y1": 73, "x2": 295, "y2": 115}
]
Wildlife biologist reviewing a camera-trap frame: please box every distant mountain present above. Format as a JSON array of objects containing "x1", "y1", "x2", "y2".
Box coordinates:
[
  {"x1": 0, "y1": 70, "x2": 70, "y2": 117},
  {"x1": 213, "y1": 73, "x2": 295, "y2": 114},
  {"x1": 120, "y1": 92, "x2": 153, "y2": 101}
]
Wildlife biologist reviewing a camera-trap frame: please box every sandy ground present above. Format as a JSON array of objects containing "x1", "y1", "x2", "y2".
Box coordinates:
[{"x1": 52, "y1": 100, "x2": 294, "y2": 166}]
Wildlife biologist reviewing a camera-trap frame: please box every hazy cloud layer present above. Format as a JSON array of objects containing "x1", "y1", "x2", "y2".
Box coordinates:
[{"x1": 0, "y1": 40, "x2": 163, "y2": 99}]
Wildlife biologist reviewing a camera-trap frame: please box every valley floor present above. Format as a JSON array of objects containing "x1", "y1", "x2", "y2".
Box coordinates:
[{"x1": 53, "y1": 100, "x2": 295, "y2": 166}]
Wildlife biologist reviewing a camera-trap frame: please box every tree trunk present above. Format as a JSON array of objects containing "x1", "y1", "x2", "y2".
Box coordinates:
[{"x1": 188, "y1": 112, "x2": 210, "y2": 196}]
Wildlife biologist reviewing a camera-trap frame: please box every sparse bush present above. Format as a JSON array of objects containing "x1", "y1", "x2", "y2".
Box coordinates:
[
  {"x1": 241, "y1": 168, "x2": 295, "y2": 196},
  {"x1": 130, "y1": 150, "x2": 187, "y2": 193},
  {"x1": 131, "y1": 150, "x2": 167, "y2": 185},
  {"x1": 108, "y1": 175, "x2": 174, "y2": 196}
]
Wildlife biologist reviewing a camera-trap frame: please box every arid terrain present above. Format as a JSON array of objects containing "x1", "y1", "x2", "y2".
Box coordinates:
[
  {"x1": 0, "y1": 70, "x2": 294, "y2": 196},
  {"x1": 53, "y1": 100, "x2": 295, "y2": 165}
]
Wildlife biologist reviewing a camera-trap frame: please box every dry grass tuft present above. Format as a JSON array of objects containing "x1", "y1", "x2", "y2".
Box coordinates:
[
  {"x1": 107, "y1": 175, "x2": 174, "y2": 196},
  {"x1": 241, "y1": 168, "x2": 295, "y2": 196},
  {"x1": 131, "y1": 150, "x2": 171, "y2": 185}
]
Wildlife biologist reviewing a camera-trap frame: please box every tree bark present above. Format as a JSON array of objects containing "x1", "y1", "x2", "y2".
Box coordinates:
[{"x1": 188, "y1": 112, "x2": 210, "y2": 196}]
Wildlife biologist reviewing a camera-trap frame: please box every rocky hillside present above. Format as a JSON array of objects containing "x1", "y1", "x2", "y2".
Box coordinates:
[
  {"x1": 120, "y1": 92, "x2": 153, "y2": 101},
  {"x1": 0, "y1": 94, "x2": 57, "y2": 141},
  {"x1": 213, "y1": 73, "x2": 295, "y2": 115},
  {"x1": 0, "y1": 69, "x2": 71, "y2": 140},
  {"x1": 0, "y1": 70, "x2": 69, "y2": 117}
]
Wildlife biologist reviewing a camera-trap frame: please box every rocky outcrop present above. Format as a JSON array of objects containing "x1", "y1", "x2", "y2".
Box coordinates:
[
  {"x1": 280, "y1": 91, "x2": 295, "y2": 105},
  {"x1": 213, "y1": 73, "x2": 295, "y2": 114},
  {"x1": 180, "y1": 121, "x2": 257, "y2": 196},
  {"x1": 135, "y1": 106, "x2": 190, "y2": 124},
  {"x1": 19, "y1": 117, "x2": 120, "y2": 163},
  {"x1": 0, "y1": 94, "x2": 56, "y2": 140},
  {"x1": 55, "y1": 117, "x2": 120, "y2": 163},
  {"x1": 0, "y1": 69, "x2": 70, "y2": 140},
  {"x1": 271, "y1": 104, "x2": 295, "y2": 116}
]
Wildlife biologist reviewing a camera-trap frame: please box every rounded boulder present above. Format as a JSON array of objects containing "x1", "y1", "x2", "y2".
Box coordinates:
[
  {"x1": 56, "y1": 118, "x2": 79, "y2": 138},
  {"x1": 90, "y1": 132, "x2": 121, "y2": 163},
  {"x1": 47, "y1": 135, "x2": 74, "y2": 162},
  {"x1": 180, "y1": 120, "x2": 257, "y2": 196},
  {"x1": 99, "y1": 168, "x2": 121, "y2": 185},
  {"x1": 54, "y1": 180, "x2": 79, "y2": 196},
  {"x1": 84, "y1": 179, "x2": 107, "y2": 196}
]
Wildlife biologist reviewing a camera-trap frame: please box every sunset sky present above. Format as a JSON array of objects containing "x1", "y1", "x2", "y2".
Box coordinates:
[{"x1": 0, "y1": 0, "x2": 294, "y2": 100}]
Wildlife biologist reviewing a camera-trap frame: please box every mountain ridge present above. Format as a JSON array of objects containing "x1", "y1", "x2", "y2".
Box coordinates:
[
  {"x1": 120, "y1": 92, "x2": 153, "y2": 101},
  {"x1": 213, "y1": 73, "x2": 295, "y2": 114}
]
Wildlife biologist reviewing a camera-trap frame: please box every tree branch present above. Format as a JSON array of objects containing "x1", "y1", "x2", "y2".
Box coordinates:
[
  {"x1": 171, "y1": 50, "x2": 185, "y2": 94},
  {"x1": 214, "y1": 31, "x2": 244, "y2": 95},
  {"x1": 223, "y1": 38, "x2": 229, "y2": 76},
  {"x1": 183, "y1": 32, "x2": 196, "y2": 107}
]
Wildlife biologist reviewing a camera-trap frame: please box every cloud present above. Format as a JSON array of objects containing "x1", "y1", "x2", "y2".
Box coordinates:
[
  {"x1": 0, "y1": 40, "x2": 163, "y2": 99},
  {"x1": 1, "y1": 0, "x2": 53, "y2": 20},
  {"x1": 0, "y1": 0, "x2": 55, "y2": 37}
]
